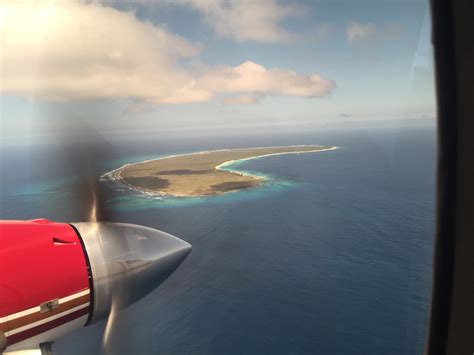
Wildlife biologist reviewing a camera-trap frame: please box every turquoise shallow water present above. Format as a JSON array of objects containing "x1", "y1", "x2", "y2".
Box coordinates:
[
  {"x1": 2, "y1": 176, "x2": 78, "y2": 197},
  {"x1": 108, "y1": 177, "x2": 295, "y2": 210}
]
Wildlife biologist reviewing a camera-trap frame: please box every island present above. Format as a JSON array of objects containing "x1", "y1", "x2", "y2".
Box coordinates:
[{"x1": 106, "y1": 145, "x2": 337, "y2": 197}]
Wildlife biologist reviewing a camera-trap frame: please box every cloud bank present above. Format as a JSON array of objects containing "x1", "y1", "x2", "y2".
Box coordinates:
[{"x1": 0, "y1": 1, "x2": 334, "y2": 105}]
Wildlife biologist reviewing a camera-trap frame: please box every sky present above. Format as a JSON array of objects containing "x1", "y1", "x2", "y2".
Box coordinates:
[{"x1": 0, "y1": 0, "x2": 436, "y2": 142}]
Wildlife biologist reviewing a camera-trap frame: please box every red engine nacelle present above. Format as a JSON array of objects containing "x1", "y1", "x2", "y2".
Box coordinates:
[{"x1": 0, "y1": 219, "x2": 191, "y2": 353}]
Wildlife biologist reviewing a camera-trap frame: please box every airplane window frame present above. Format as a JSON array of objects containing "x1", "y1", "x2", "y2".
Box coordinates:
[{"x1": 427, "y1": 0, "x2": 474, "y2": 354}]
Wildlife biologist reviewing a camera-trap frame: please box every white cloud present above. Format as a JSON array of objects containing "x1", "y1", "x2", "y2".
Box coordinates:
[
  {"x1": 172, "y1": 0, "x2": 302, "y2": 43},
  {"x1": 0, "y1": 1, "x2": 205, "y2": 103},
  {"x1": 199, "y1": 61, "x2": 334, "y2": 98},
  {"x1": 0, "y1": 1, "x2": 334, "y2": 105},
  {"x1": 346, "y1": 22, "x2": 377, "y2": 42},
  {"x1": 346, "y1": 22, "x2": 402, "y2": 43}
]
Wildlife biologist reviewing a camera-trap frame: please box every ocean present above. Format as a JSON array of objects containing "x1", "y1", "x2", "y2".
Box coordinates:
[{"x1": 0, "y1": 123, "x2": 435, "y2": 355}]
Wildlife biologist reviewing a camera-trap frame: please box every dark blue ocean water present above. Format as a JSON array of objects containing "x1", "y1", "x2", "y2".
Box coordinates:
[{"x1": 0, "y1": 124, "x2": 435, "y2": 355}]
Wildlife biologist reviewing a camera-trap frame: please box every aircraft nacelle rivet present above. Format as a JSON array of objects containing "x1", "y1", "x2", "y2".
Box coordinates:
[{"x1": 40, "y1": 299, "x2": 59, "y2": 313}]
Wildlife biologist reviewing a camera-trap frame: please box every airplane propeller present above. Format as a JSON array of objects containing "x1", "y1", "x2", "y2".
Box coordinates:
[
  {"x1": 50, "y1": 121, "x2": 191, "y2": 354},
  {"x1": 57, "y1": 122, "x2": 118, "y2": 352}
]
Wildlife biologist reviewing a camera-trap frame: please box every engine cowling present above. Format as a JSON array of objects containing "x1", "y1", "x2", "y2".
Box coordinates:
[{"x1": 0, "y1": 219, "x2": 191, "y2": 352}]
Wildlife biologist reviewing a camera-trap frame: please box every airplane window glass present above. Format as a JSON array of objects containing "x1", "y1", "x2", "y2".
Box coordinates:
[{"x1": 0, "y1": 1, "x2": 436, "y2": 354}]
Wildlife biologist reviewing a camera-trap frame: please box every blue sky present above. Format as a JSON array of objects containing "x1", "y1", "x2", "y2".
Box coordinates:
[{"x1": 0, "y1": 0, "x2": 435, "y2": 141}]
